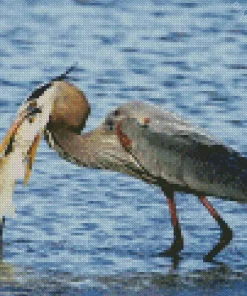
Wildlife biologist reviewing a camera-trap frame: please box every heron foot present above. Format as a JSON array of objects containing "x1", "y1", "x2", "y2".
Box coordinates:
[
  {"x1": 158, "y1": 237, "x2": 184, "y2": 257},
  {"x1": 199, "y1": 196, "x2": 233, "y2": 261},
  {"x1": 203, "y1": 226, "x2": 233, "y2": 262},
  {"x1": 0, "y1": 217, "x2": 5, "y2": 238}
]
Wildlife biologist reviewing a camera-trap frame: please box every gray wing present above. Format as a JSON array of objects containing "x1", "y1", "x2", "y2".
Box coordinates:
[{"x1": 108, "y1": 101, "x2": 247, "y2": 200}]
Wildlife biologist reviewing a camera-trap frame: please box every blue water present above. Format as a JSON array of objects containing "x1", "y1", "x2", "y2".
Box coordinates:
[{"x1": 1, "y1": 0, "x2": 247, "y2": 294}]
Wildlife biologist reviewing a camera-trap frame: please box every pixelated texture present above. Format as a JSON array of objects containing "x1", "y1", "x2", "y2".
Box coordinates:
[{"x1": 0, "y1": 0, "x2": 247, "y2": 295}]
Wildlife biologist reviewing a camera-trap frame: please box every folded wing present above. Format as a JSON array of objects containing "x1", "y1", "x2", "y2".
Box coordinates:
[{"x1": 117, "y1": 101, "x2": 247, "y2": 201}]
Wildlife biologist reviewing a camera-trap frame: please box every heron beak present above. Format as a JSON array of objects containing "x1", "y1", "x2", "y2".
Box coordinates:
[{"x1": 24, "y1": 133, "x2": 42, "y2": 185}]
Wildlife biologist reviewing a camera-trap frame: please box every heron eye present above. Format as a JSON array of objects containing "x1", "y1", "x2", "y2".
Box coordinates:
[
  {"x1": 29, "y1": 117, "x2": 35, "y2": 124},
  {"x1": 26, "y1": 101, "x2": 42, "y2": 122},
  {"x1": 114, "y1": 110, "x2": 120, "y2": 116},
  {"x1": 30, "y1": 100, "x2": 36, "y2": 106}
]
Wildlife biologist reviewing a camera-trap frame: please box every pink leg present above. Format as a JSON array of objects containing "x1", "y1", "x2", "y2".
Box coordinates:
[{"x1": 198, "y1": 196, "x2": 233, "y2": 261}]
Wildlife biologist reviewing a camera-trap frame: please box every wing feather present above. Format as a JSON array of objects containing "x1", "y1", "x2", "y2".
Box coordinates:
[{"x1": 116, "y1": 101, "x2": 247, "y2": 200}]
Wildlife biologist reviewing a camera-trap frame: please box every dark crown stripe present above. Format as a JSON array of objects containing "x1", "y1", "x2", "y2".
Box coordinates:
[{"x1": 27, "y1": 64, "x2": 77, "y2": 102}]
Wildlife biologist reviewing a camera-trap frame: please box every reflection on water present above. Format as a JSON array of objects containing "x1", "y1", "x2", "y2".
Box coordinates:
[
  {"x1": 0, "y1": 261, "x2": 15, "y2": 284},
  {"x1": 0, "y1": 260, "x2": 247, "y2": 295}
]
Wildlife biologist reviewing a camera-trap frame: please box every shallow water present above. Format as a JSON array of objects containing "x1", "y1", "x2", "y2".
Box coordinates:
[{"x1": 1, "y1": 0, "x2": 247, "y2": 294}]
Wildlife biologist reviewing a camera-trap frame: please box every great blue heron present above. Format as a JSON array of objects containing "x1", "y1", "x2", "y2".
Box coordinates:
[
  {"x1": 37, "y1": 76, "x2": 247, "y2": 262},
  {"x1": 2, "y1": 69, "x2": 245, "y2": 261}
]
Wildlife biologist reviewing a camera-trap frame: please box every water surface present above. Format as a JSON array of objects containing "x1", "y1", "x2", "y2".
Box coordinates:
[{"x1": 1, "y1": 0, "x2": 247, "y2": 294}]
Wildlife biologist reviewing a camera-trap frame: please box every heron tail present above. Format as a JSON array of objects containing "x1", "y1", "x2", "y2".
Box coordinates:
[{"x1": 184, "y1": 144, "x2": 247, "y2": 202}]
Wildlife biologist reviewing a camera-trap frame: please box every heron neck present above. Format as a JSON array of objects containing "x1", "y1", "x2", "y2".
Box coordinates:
[
  {"x1": 46, "y1": 127, "x2": 98, "y2": 167},
  {"x1": 46, "y1": 125, "x2": 157, "y2": 184}
]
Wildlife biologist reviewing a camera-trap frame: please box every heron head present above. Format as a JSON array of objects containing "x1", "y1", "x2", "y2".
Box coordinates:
[{"x1": 0, "y1": 66, "x2": 88, "y2": 185}]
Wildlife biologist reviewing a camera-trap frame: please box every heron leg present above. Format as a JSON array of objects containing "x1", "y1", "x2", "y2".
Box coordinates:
[
  {"x1": 163, "y1": 190, "x2": 184, "y2": 256},
  {"x1": 198, "y1": 196, "x2": 233, "y2": 261},
  {"x1": 0, "y1": 216, "x2": 5, "y2": 236},
  {"x1": 0, "y1": 217, "x2": 5, "y2": 260}
]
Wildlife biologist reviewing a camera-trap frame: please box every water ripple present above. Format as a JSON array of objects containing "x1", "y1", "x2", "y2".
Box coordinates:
[{"x1": 0, "y1": 0, "x2": 247, "y2": 294}]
